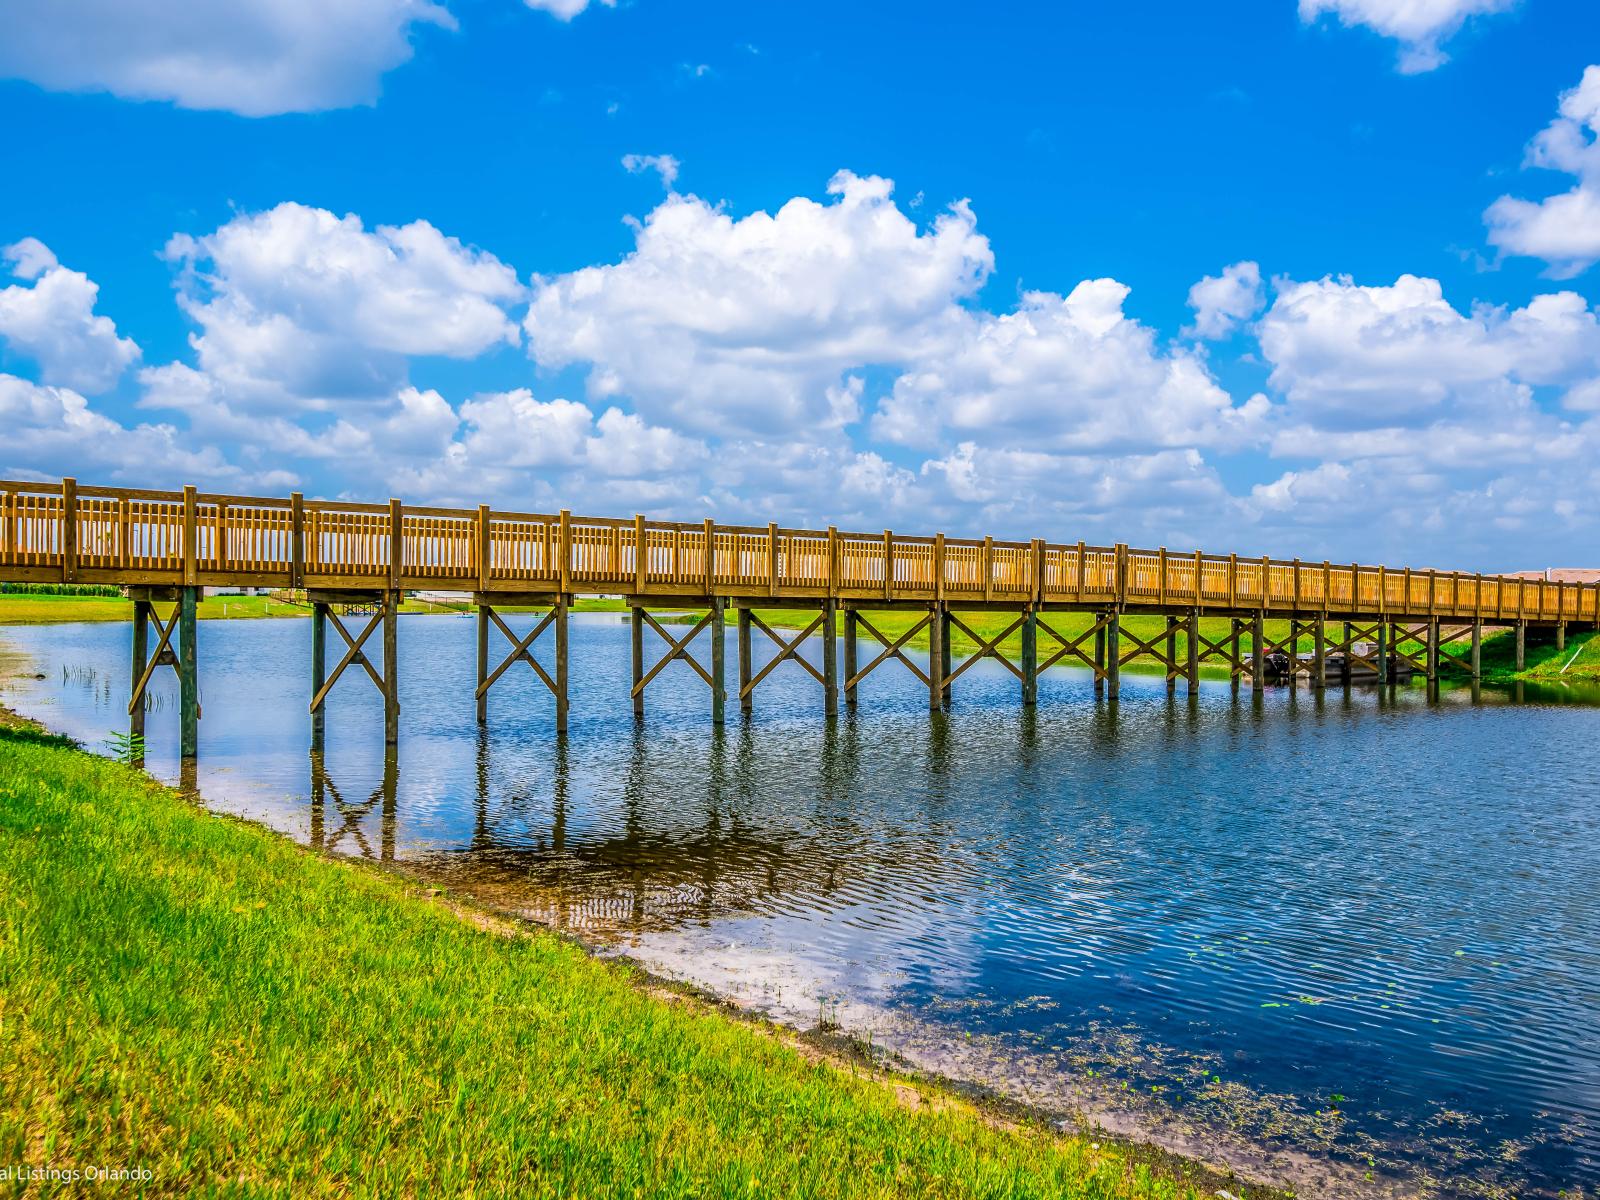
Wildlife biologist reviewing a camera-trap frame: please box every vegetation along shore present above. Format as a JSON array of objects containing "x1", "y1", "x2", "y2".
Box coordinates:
[{"x1": 0, "y1": 708, "x2": 1284, "y2": 1199}]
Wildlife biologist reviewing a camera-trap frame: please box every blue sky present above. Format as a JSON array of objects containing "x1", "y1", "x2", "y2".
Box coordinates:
[{"x1": 2, "y1": 0, "x2": 1599, "y2": 570}]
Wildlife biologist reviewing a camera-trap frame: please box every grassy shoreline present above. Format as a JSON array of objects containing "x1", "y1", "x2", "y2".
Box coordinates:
[{"x1": 0, "y1": 712, "x2": 1275, "y2": 1199}]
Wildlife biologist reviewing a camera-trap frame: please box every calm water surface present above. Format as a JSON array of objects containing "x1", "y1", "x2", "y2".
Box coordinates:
[{"x1": 3, "y1": 614, "x2": 1597, "y2": 1198}]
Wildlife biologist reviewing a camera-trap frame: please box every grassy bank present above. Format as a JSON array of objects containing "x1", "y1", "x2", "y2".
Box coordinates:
[
  {"x1": 1452, "y1": 625, "x2": 1600, "y2": 683},
  {"x1": 0, "y1": 723, "x2": 1247, "y2": 1199}
]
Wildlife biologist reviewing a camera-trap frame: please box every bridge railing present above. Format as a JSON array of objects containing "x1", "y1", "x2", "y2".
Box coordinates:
[{"x1": 1, "y1": 477, "x2": 1595, "y2": 624}]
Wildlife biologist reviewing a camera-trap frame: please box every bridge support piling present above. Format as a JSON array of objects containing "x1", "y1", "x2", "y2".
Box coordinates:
[
  {"x1": 554, "y1": 597, "x2": 569, "y2": 734},
  {"x1": 1341, "y1": 622, "x2": 1353, "y2": 683},
  {"x1": 1376, "y1": 622, "x2": 1389, "y2": 683},
  {"x1": 1557, "y1": 622, "x2": 1566, "y2": 652},
  {"x1": 1106, "y1": 613, "x2": 1121, "y2": 699},
  {"x1": 1515, "y1": 620, "x2": 1526, "y2": 671},
  {"x1": 178, "y1": 585, "x2": 199, "y2": 760},
  {"x1": 1165, "y1": 616, "x2": 1177, "y2": 693},
  {"x1": 130, "y1": 599, "x2": 150, "y2": 749},
  {"x1": 1186, "y1": 610, "x2": 1200, "y2": 693},
  {"x1": 1021, "y1": 607, "x2": 1038, "y2": 706},
  {"x1": 737, "y1": 607, "x2": 753, "y2": 714},
  {"x1": 1425, "y1": 619, "x2": 1439, "y2": 684},
  {"x1": 1251, "y1": 612, "x2": 1264, "y2": 693},
  {"x1": 822, "y1": 599, "x2": 839, "y2": 716},
  {"x1": 630, "y1": 607, "x2": 644, "y2": 716},
  {"x1": 929, "y1": 603, "x2": 946, "y2": 711},
  {"x1": 474, "y1": 604, "x2": 488, "y2": 725},
  {"x1": 1471, "y1": 620, "x2": 1482, "y2": 681},
  {"x1": 312, "y1": 603, "x2": 327, "y2": 751},
  {"x1": 382, "y1": 590, "x2": 400, "y2": 746},
  {"x1": 843, "y1": 609, "x2": 858, "y2": 707},
  {"x1": 710, "y1": 597, "x2": 727, "y2": 725},
  {"x1": 1312, "y1": 615, "x2": 1326, "y2": 691},
  {"x1": 1093, "y1": 622, "x2": 1107, "y2": 696},
  {"x1": 1229, "y1": 619, "x2": 1242, "y2": 689}
]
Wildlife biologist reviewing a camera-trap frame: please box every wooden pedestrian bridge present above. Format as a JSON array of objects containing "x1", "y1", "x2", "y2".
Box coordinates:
[{"x1": 3, "y1": 476, "x2": 1593, "y2": 758}]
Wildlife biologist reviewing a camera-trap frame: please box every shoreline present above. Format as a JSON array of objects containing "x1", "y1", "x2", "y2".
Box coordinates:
[
  {"x1": 0, "y1": 694, "x2": 1294, "y2": 1200},
  {"x1": 0, "y1": 619, "x2": 1586, "y2": 1198}
]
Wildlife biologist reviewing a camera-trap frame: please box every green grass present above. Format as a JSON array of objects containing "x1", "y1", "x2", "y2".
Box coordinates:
[
  {"x1": 729, "y1": 609, "x2": 1308, "y2": 681},
  {"x1": 0, "y1": 724, "x2": 1243, "y2": 1199},
  {"x1": 1446, "y1": 625, "x2": 1600, "y2": 683}
]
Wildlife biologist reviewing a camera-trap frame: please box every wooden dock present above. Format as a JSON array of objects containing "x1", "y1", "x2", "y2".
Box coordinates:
[{"x1": 4, "y1": 477, "x2": 1593, "y2": 758}]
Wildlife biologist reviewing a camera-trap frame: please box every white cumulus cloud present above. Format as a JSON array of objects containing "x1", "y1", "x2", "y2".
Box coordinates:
[
  {"x1": 1186, "y1": 260, "x2": 1264, "y2": 339},
  {"x1": 1298, "y1": 0, "x2": 1512, "y2": 72},
  {"x1": 156, "y1": 202, "x2": 523, "y2": 416},
  {"x1": 0, "y1": 0, "x2": 456, "y2": 117},
  {"x1": 0, "y1": 239, "x2": 139, "y2": 394},
  {"x1": 524, "y1": 171, "x2": 994, "y2": 436},
  {"x1": 874, "y1": 281, "x2": 1269, "y2": 453},
  {"x1": 1485, "y1": 66, "x2": 1600, "y2": 278}
]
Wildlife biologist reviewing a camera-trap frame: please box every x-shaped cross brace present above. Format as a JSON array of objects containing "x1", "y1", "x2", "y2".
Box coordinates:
[
  {"x1": 1035, "y1": 613, "x2": 1108, "y2": 676},
  {"x1": 634, "y1": 608, "x2": 716, "y2": 696},
  {"x1": 742, "y1": 610, "x2": 826, "y2": 698},
  {"x1": 478, "y1": 606, "x2": 560, "y2": 699},
  {"x1": 128, "y1": 603, "x2": 186, "y2": 716},
  {"x1": 943, "y1": 611, "x2": 1025, "y2": 687},
  {"x1": 847, "y1": 611, "x2": 932, "y2": 690},
  {"x1": 1193, "y1": 626, "x2": 1244, "y2": 672},
  {"x1": 1116, "y1": 623, "x2": 1183, "y2": 677},
  {"x1": 310, "y1": 607, "x2": 385, "y2": 713}
]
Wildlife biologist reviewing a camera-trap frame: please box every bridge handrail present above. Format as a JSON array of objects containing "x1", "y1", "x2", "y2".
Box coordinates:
[{"x1": 0, "y1": 477, "x2": 1594, "y2": 623}]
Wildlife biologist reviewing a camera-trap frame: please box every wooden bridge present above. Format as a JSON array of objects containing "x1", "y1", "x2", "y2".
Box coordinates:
[{"x1": 3, "y1": 477, "x2": 1593, "y2": 758}]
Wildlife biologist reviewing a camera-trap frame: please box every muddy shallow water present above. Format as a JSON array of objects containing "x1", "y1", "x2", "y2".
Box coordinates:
[{"x1": 3, "y1": 613, "x2": 1597, "y2": 1198}]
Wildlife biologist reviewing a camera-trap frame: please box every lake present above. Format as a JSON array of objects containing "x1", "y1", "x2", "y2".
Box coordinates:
[{"x1": 3, "y1": 612, "x2": 1597, "y2": 1198}]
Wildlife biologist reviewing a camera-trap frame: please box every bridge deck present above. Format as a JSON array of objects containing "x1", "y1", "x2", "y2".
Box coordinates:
[{"x1": 2, "y1": 477, "x2": 1594, "y2": 625}]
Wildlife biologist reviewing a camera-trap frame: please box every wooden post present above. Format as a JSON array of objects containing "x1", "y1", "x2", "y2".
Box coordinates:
[
  {"x1": 737, "y1": 606, "x2": 753, "y2": 713},
  {"x1": 1094, "y1": 620, "x2": 1107, "y2": 696},
  {"x1": 633, "y1": 515, "x2": 646, "y2": 594},
  {"x1": 178, "y1": 585, "x2": 198, "y2": 760},
  {"x1": 1312, "y1": 614, "x2": 1326, "y2": 690},
  {"x1": 1165, "y1": 615, "x2": 1177, "y2": 693},
  {"x1": 290, "y1": 492, "x2": 305, "y2": 589},
  {"x1": 383, "y1": 590, "x2": 400, "y2": 745},
  {"x1": 1251, "y1": 611, "x2": 1264, "y2": 692},
  {"x1": 1426, "y1": 618, "x2": 1440, "y2": 683},
  {"x1": 1229, "y1": 618, "x2": 1242, "y2": 687},
  {"x1": 940, "y1": 606, "x2": 952, "y2": 683},
  {"x1": 1106, "y1": 612, "x2": 1121, "y2": 699},
  {"x1": 475, "y1": 604, "x2": 489, "y2": 724},
  {"x1": 389, "y1": 498, "x2": 403, "y2": 592},
  {"x1": 559, "y1": 510, "x2": 572, "y2": 594},
  {"x1": 1376, "y1": 622, "x2": 1389, "y2": 683},
  {"x1": 554, "y1": 596, "x2": 569, "y2": 735},
  {"x1": 1515, "y1": 620, "x2": 1525, "y2": 671},
  {"x1": 130, "y1": 599, "x2": 149, "y2": 745},
  {"x1": 182, "y1": 485, "x2": 198, "y2": 587},
  {"x1": 1556, "y1": 622, "x2": 1566, "y2": 652},
  {"x1": 1021, "y1": 607, "x2": 1038, "y2": 706},
  {"x1": 1471, "y1": 620, "x2": 1481, "y2": 681},
  {"x1": 61, "y1": 477, "x2": 77, "y2": 583},
  {"x1": 822, "y1": 599, "x2": 839, "y2": 716},
  {"x1": 928, "y1": 602, "x2": 945, "y2": 710},
  {"x1": 311, "y1": 603, "x2": 327, "y2": 752},
  {"x1": 710, "y1": 597, "x2": 726, "y2": 725},
  {"x1": 1186, "y1": 610, "x2": 1200, "y2": 692},
  {"x1": 630, "y1": 606, "x2": 644, "y2": 716},
  {"x1": 844, "y1": 609, "x2": 859, "y2": 707}
]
